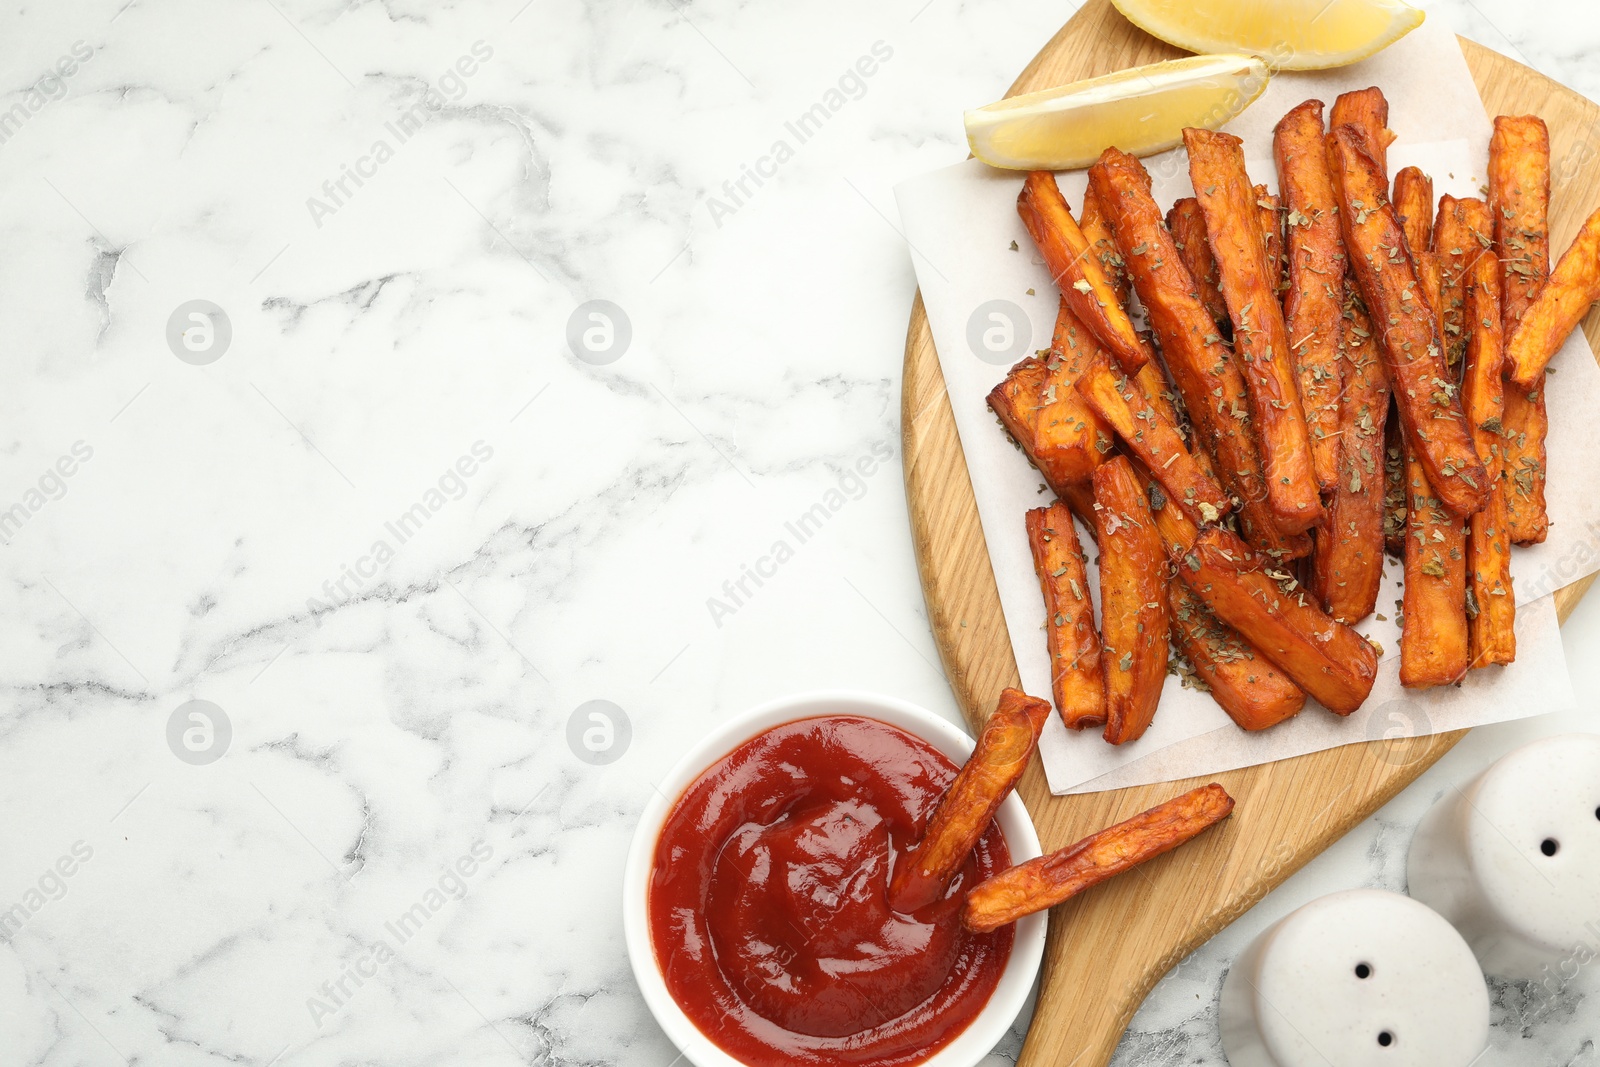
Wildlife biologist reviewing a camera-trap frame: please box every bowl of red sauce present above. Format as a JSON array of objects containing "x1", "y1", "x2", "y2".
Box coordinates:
[{"x1": 623, "y1": 691, "x2": 1047, "y2": 1067}]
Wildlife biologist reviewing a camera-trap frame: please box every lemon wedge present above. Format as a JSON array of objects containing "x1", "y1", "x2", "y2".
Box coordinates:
[
  {"x1": 1111, "y1": 0, "x2": 1424, "y2": 70},
  {"x1": 965, "y1": 54, "x2": 1270, "y2": 171}
]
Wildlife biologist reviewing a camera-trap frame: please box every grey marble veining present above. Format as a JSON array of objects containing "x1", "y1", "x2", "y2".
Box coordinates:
[{"x1": 0, "y1": 1, "x2": 1594, "y2": 1065}]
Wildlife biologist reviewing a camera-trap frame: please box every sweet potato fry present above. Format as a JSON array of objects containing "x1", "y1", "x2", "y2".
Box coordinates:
[
  {"x1": 989, "y1": 355, "x2": 1087, "y2": 504},
  {"x1": 1142, "y1": 471, "x2": 1317, "y2": 727},
  {"x1": 1493, "y1": 117, "x2": 1553, "y2": 324},
  {"x1": 889, "y1": 687, "x2": 1051, "y2": 914},
  {"x1": 1178, "y1": 527, "x2": 1379, "y2": 713},
  {"x1": 1416, "y1": 248, "x2": 1447, "y2": 368},
  {"x1": 1256, "y1": 185, "x2": 1288, "y2": 298},
  {"x1": 1088, "y1": 148, "x2": 1300, "y2": 558},
  {"x1": 988, "y1": 301, "x2": 1112, "y2": 513},
  {"x1": 1392, "y1": 166, "x2": 1433, "y2": 253},
  {"x1": 1505, "y1": 204, "x2": 1600, "y2": 388},
  {"x1": 1166, "y1": 197, "x2": 1231, "y2": 330},
  {"x1": 1134, "y1": 360, "x2": 1187, "y2": 442},
  {"x1": 1467, "y1": 499, "x2": 1516, "y2": 667},
  {"x1": 1329, "y1": 125, "x2": 1489, "y2": 518},
  {"x1": 1136, "y1": 356, "x2": 1227, "y2": 499},
  {"x1": 1273, "y1": 99, "x2": 1347, "y2": 495},
  {"x1": 1026, "y1": 502, "x2": 1106, "y2": 730},
  {"x1": 962, "y1": 784, "x2": 1235, "y2": 933},
  {"x1": 987, "y1": 355, "x2": 1049, "y2": 450},
  {"x1": 1500, "y1": 379, "x2": 1548, "y2": 543},
  {"x1": 1187, "y1": 128, "x2": 1324, "y2": 535},
  {"x1": 1076, "y1": 351, "x2": 1232, "y2": 525},
  {"x1": 1460, "y1": 204, "x2": 1507, "y2": 471},
  {"x1": 1436, "y1": 195, "x2": 1500, "y2": 372},
  {"x1": 1330, "y1": 87, "x2": 1394, "y2": 180},
  {"x1": 1092, "y1": 457, "x2": 1171, "y2": 745},
  {"x1": 1382, "y1": 412, "x2": 1407, "y2": 557},
  {"x1": 1169, "y1": 579, "x2": 1307, "y2": 730},
  {"x1": 1433, "y1": 200, "x2": 1473, "y2": 377},
  {"x1": 1309, "y1": 283, "x2": 1391, "y2": 624},
  {"x1": 1462, "y1": 264, "x2": 1516, "y2": 667},
  {"x1": 1401, "y1": 443, "x2": 1471, "y2": 688},
  {"x1": 1490, "y1": 116, "x2": 1552, "y2": 544},
  {"x1": 1018, "y1": 171, "x2": 1151, "y2": 374},
  {"x1": 1400, "y1": 252, "x2": 1470, "y2": 688},
  {"x1": 1080, "y1": 184, "x2": 1131, "y2": 309},
  {"x1": 1141, "y1": 474, "x2": 1200, "y2": 556},
  {"x1": 1037, "y1": 302, "x2": 1117, "y2": 469}
]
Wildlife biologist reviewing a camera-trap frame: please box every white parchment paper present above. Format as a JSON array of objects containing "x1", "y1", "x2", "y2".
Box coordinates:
[{"x1": 894, "y1": 17, "x2": 1587, "y2": 794}]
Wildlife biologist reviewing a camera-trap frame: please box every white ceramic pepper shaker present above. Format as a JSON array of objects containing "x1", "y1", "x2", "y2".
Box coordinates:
[
  {"x1": 1407, "y1": 732, "x2": 1600, "y2": 980},
  {"x1": 1220, "y1": 888, "x2": 1488, "y2": 1067}
]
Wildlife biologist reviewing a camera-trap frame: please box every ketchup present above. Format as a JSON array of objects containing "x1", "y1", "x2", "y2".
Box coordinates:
[{"x1": 648, "y1": 715, "x2": 1013, "y2": 1067}]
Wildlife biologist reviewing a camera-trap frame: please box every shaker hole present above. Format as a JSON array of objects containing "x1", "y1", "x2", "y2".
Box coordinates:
[
  {"x1": 1378, "y1": 1031, "x2": 1394, "y2": 1048},
  {"x1": 1541, "y1": 838, "x2": 1560, "y2": 857},
  {"x1": 1354, "y1": 963, "x2": 1372, "y2": 979}
]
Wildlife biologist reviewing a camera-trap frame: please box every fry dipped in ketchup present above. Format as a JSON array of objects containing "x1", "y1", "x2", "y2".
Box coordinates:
[{"x1": 888, "y1": 688, "x2": 1051, "y2": 914}]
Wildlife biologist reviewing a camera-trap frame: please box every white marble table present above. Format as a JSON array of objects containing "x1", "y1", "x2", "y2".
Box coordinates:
[{"x1": 0, "y1": 1, "x2": 1594, "y2": 1065}]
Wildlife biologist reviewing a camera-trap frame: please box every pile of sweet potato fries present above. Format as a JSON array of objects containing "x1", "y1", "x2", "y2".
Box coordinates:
[
  {"x1": 990, "y1": 88, "x2": 1600, "y2": 743},
  {"x1": 888, "y1": 688, "x2": 1234, "y2": 930}
]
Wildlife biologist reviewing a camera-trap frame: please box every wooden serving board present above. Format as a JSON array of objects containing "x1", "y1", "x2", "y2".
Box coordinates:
[{"x1": 901, "y1": 4, "x2": 1600, "y2": 1064}]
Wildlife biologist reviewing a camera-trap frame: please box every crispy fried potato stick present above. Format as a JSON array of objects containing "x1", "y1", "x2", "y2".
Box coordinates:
[
  {"x1": 1035, "y1": 350, "x2": 1112, "y2": 520},
  {"x1": 1076, "y1": 351, "x2": 1232, "y2": 525},
  {"x1": 1330, "y1": 87, "x2": 1394, "y2": 180},
  {"x1": 1187, "y1": 128, "x2": 1324, "y2": 535},
  {"x1": 889, "y1": 687, "x2": 1051, "y2": 914},
  {"x1": 1309, "y1": 282, "x2": 1391, "y2": 624},
  {"x1": 1433, "y1": 195, "x2": 1491, "y2": 383},
  {"x1": 1141, "y1": 471, "x2": 1200, "y2": 554},
  {"x1": 1434, "y1": 199, "x2": 1475, "y2": 378},
  {"x1": 1088, "y1": 148, "x2": 1302, "y2": 558},
  {"x1": 1134, "y1": 354, "x2": 1228, "y2": 496},
  {"x1": 1135, "y1": 474, "x2": 1306, "y2": 728},
  {"x1": 1490, "y1": 116, "x2": 1552, "y2": 544},
  {"x1": 1273, "y1": 99, "x2": 1347, "y2": 495},
  {"x1": 962, "y1": 784, "x2": 1235, "y2": 933},
  {"x1": 1081, "y1": 184, "x2": 1131, "y2": 309},
  {"x1": 1392, "y1": 166, "x2": 1433, "y2": 253},
  {"x1": 1081, "y1": 195, "x2": 1190, "y2": 466},
  {"x1": 1400, "y1": 252, "x2": 1470, "y2": 688},
  {"x1": 1500, "y1": 372, "x2": 1547, "y2": 545},
  {"x1": 1177, "y1": 527, "x2": 1379, "y2": 713},
  {"x1": 1026, "y1": 501, "x2": 1105, "y2": 729},
  {"x1": 1382, "y1": 412, "x2": 1407, "y2": 557},
  {"x1": 1018, "y1": 171, "x2": 1151, "y2": 374},
  {"x1": 1329, "y1": 125, "x2": 1489, "y2": 518},
  {"x1": 1169, "y1": 577, "x2": 1307, "y2": 730},
  {"x1": 1141, "y1": 361, "x2": 1227, "y2": 493},
  {"x1": 1167, "y1": 197, "x2": 1231, "y2": 329},
  {"x1": 1461, "y1": 249, "x2": 1516, "y2": 667},
  {"x1": 988, "y1": 353, "x2": 1094, "y2": 521},
  {"x1": 1256, "y1": 185, "x2": 1287, "y2": 298},
  {"x1": 1505, "y1": 205, "x2": 1600, "y2": 387},
  {"x1": 1401, "y1": 445, "x2": 1472, "y2": 688},
  {"x1": 988, "y1": 300, "x2": 1112, "y2": 518},
  {"x1": 1092, "y1": 457, "x2": 1171, "y2": 745},
  {"x1": 987, "y1": 355, "x2": 1050, "y2": 452},
  {"x1": 1388, "y1": 243, "x2": 1465, "y2": 563},
  {"x1": 1493, "y1": 117, "x2": 1553, "y2": 322},
  {"x1": 1134, "y1": 360, "x2": 1187, "y2": 443}
]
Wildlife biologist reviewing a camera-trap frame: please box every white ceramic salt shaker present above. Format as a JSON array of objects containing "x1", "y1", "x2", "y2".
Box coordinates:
[
  {"x1": 1407, "y1": 732, "x2": 1600, "y2": 980},
  {"x1": 1220, "y1": 888, "x2": 1488, "y2": 1067}
]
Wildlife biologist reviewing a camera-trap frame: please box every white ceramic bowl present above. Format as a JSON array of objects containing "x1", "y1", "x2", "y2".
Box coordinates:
[{"x1": 622, "y1": 690, "x2": 1047, "y2": 1067}]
